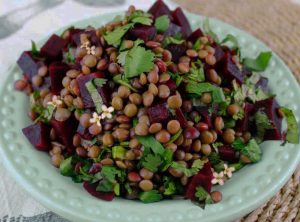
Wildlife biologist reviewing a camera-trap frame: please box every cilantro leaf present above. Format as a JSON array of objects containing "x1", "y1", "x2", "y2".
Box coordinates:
[
  {"x1": 254, "y1": 111, "x2": 274, "y2": 143},
  {"x1": 112, "y1": 146, "x2": 127, "y2": 159},
  {"x1": 233, "y1": 138, "x2": 262, "y2": 163},
  {"x1": 85, "y1": 80, "x2": 103, "y2": 113},
  {"x1": 60, "y1": 157, "x2": 73, "y2": 176},
  {"x1": 34, "y1": 104, "x2": 55, "y2": 123},
  {"x1": 136, "y1": 135, "x2": 165, "y2": 155},
  {"x1": 31, "y1": 40, "x2": 39, "y2": 57},
  {"x1": 203, "y1": 18, "x2": 219, "y2": 43},
  {"x1": 232, "y1": 108, "x2": 244, "y2": 120},
  {"x1": 155, "y1": 15, "x2": 170, "y2": 33},
  {"x1": 123, "y1": 42, "x2": 155, "y2": 78},
  {"x1": 243, "y1": 51, "x2": 272, "y2": 72},
  {"x1": 93, "y1": 78, "x2": 107, "y2": 87},
  {"x1": 195, "y1": 186, "x2": 214, "y2": 206},
  {"x1": 128, "y1": 11, "x2": 152, "y2": 26},
  {"x1": 63, "y1": 46, "x2": 76, "y2": 64},
  {"x1": 112, "y1": 74, "x2": 138, "y2": 92},
  {"x1": 279, "y1": 107, "x2": 299, "y2": 144},
  {"x1": 141, "y1": 154, "x2": 162, "y2": 172},
  {"x1": 96, "y1": 179, "x2": 114, "y2": 192},
  {"x1": 163, "y1": 36, "x2": 184, "y2": 46},
  {"x1": 171, "y1": 159, "x2": 204, "y2": 177},
  {"x1": 101, "y1": 166, "x2": 124, "y2": 183},
  {"x1": 139, "y1": 190, "x2": 163, "y2": 203},
  {"x1": 104, "y1": 24, "x2": 133, "y2": 47},
  {"x1": 186, "y1": 82, "x2": 225, "y2": 103},
  {"x1": 163, "y1": 177, "x2": 177, "y2": 196},
  {"x1": 221, "y1": 34, "x2": 239, "y2": 50},
  {"x1": 160, "y1": 149, "x2": 173, "y2": 171},
  {"x1": 208, "y1": 152, "x2": 221, "y2": 165},
  {"x1": 186, "y1": 62, "x2": 205, "y2": 82}
]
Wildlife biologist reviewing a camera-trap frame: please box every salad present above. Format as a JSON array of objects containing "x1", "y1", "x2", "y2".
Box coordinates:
[{"x1": 15, "y1": 0, "x2": 299, "y2": 207}]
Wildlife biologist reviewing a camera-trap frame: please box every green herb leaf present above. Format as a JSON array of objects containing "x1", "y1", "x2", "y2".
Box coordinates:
[
  {"x1": 160, "y1": 149, "x2": 173, "y2": 171},
  {"x1": 229, "y1": 162, "x2": 244, "y2": 171},
  {"x1": 85, "y1": 80, "x2": 103, "y2": 113},
  {"x1": 203, "y1": 18, "x2": 219, "y2": 43},
  {"x1": 34, "y1": 104, "x2": 56, "y2": 123},
  {"x1": 124, "y1": 44, "x2": 155, "y2": 78},
  {"x1": 136, "y1": 135, "x2": 165, "y2": 155},
  {"x1": 141, "y1": 154, "x2": 162, "y2": 172},
  {"x1": 208, "y1": 152, "x2": 221, "y2": 165},
  {"x1": 163, "y1": 177, "x2": 177, "y2": 196},
  {"x1": 81, "y1": 137, "x2": 98, "y2": 147},
  {"x1": 254, "y1": 111, "x2": 274, "y2": 143},
  {"x1": 224, "y1": 118, "x2": 236, "y2": 128},
  {"x1": 221, "y1": 34, "x2": 239, "y2": 49},
  {"x1": 128, "y1": 11, "x2": 152, "y2": 25},
  {"x1": 171, "y1": 159, "x2": 204, "y2": 177},
  {"x1": 154, "y1": 15, "x2": 170, "y2": 33},
  {"x1": 193, "y1": 39, "x2": 201, "y2": 51},
  {"x1": 186, "y1": 82, "x2": 225, "y2": 103},
  {"x1": 243, "y1": 51, "x2": 272, "y2": 72},
  {"x1": 31, "y1": 40, "x2": 39, "y2": 57},
  {"x1": 96, "y1": 179, "x2": 114, "y2": 192},
  {"x1": 60, "y1": 157, "x2": 73, "y2": 176},
  {"x1": 139, "y1": 190, "x2": 163, "y2": 203},
  {"x1": 167, "y1": 128, "x2": 183, "y2": 144},
  {"x1": 112, "y1": 74, "x2": 138, "y2": 92},
  {"x1": 279, "y1": 107, "x2": 299, "y2": 144},
  {"x1": 195, "y1": 186, "x2": 210, "y2": 202},
  {"x1": 114, "y1": 183, "x2": 120, "y2": 196},
  {"x1": 63, "y1": 46, "x2": 76, "y2": 64},
  {"x1": 101, "y1": 166, "x2": 124, "y2": 183},
  {"x1": 233, "y1": 138, "x2": 262, "y2": 163},
  {"x1": 93, "y1": 78, "x2": 107, "y2": 87},
  {"x1": 186, "y1": 62, "x2": 205, "y2": 82},
  {"x1": 163, "y1": 36, "x2": 184, "y2": 46},
  {"x1": 112, "y1": 146, "x2": 127, "y2": 159},
  {"x1": 104, "y1": 24, "x2": 133, "y2": 47}
]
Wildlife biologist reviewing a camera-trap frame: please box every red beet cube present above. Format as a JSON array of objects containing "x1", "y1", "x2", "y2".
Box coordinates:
[
  {"x1": 129, "y1": 25, "x2": 157, "y2": 42},
  {"x1": 40, "y1": 34, "x2": 67, "y2": 60},
  {"x1": 256, "y1": 77, "x2": 269, "y2": 92},
  {"x1": 254, "y1": 97, "x2": 282, "y2": 140},
  {"x1": 185, "y1": 162, "x2": 213, "y2": 199},
  {"x1": 17, "y1": 51, "x2": 44, "y2": 79},
  {"x1": 218, "y1": 145, "x2": 237, "y2": 162},
  {"x1": 147, "y1": 104, "x2": 169, "y2": 123},
  {"x1": 236, "y1": 103, "x2": 255, "y2": 133},
  {"x1": 51, "y1": 115, "x2": 78, "y2": 153},
  {"x1": 175, "y1": 108, "x2": 188, "y2": 128},
  {"x1": 77, "y1": 72, "x2": 110, "y2": 109},
  {"x1": 187, "y1": 28, "x2": 204, "y2": 43},
  {"x1": 148, "y1": 0, "x2": 173, "y2": 19},
  {"x1": 22, "y1": 123, "x2": 51, "y2": 151},
  {"x1": 83, "y1": 182, "x2": 115, "y2": 201},
  {"x1": 221, "y1": 52, "x2": 245, "y2": 84},
  {"x1": 166, "y1": 43, "x2": 187, "y2": 63},
  {"x1": 213, "y1": 45, "x2": 225, "y2": 63},
  {"x1": 49, "y1": 62, "x2": 69, "y2": 95},
  {"x1": 172, "y1": 7, "x2": 192, "y2": 38}
]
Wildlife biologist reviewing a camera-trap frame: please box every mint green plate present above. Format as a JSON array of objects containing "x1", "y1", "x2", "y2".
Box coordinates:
[{"x1": 0, "y1": 10, "x2": 300, "y2": 222}]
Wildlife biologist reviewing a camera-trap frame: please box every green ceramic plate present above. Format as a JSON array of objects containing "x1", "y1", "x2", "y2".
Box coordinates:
[{"x1": 0, "y1": 10, "x2": 299, "y2": 222}]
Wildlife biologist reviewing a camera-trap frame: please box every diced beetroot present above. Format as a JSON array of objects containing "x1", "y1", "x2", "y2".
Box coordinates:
[
  {"x1": 77, "y1": 72, "x2": 110, "y2": 109},
  {"x1": 164, "y1": 23, "x2": 182, "y2": 37},
  {"x1": 40, "y1": 34, "x2": 67, "y2": 60},
  {"x1": 147, "y1": 104, "x2": 169, "y2": 123},
  {"x1": 256, "y1": 77, "x2": 269, "y2": 92},
  {"x1": 89, "y1": 163, "x2": 102, "y2": 174},
  {"x1": 195, "y1": 107, "x2": 213, "y2": 129},
  {"x1": 148, "y1": 0, "x2": 173, "y2": 19},
  {"x1": 218, "y1": 145, "x2": 237, "y2": 162},
  {"x1": 164, "y1": 79, "x2": 177, "y2": 92},
  {"x1": 166, "y1": 43, "x2": 187, "y2": 63},
  {"x1": 236, "y1": 103, "x2": 255, "y2": 133},
  {"x1": 185, "y1": 162, "x2": 213, "y2": 199},
  {"x1": 175, "y1": 108, "x2": 188, "y2": 128},
  {"x1": 83, "y1": 182, "x2": 115, "y2": 201},
  {"x1": 61, "y1": 27, "x2": 82, "y2": 44},
  {"x1": 17, "y1": 51, "x2": 45, "y2": 79},
  {"x1": 22, "y1": 123, "x2": 51, "y2": 151},
  {"x1": 172, "y1": 7, "x2": 192, "y2": 38},
  {"x1": 184, "y1": 127, "x2": 200, "y2": 139},
  {"x1": 51, "y1": 115, "x2": 78, "y2": 153},
  {"x1": 221, "y1": 52, "x2": 245, "y2": 84},
  {"x1": 254, "y1": 97, "x2": 282, "y2": 140},
  {"x1": 214, "y1": 45, "x2": 225, "y2": 63},
  {"x1": 129, "y1": 25, "x2": 157, "y2": 42},
  {"x1": 49, "y1": 62, "x2": 69, "y2": 95},
  {"x1": 77, "y1": 124, "x2": 93, "y2": 140},
  {"x1": 187, "y1": 28, "x2": 204, "y2": 43}
]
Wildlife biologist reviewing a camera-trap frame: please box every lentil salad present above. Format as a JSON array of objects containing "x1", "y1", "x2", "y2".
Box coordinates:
[{"x1": 15, "y1": 0, "x2": 299, "y2": 207}]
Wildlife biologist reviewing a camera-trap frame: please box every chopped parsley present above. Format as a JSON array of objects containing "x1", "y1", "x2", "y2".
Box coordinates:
[
  {"x1": 139, "y1": 190, "x2": 163, "y2": 203},
  {"x1": 232, "y1": 138, "x2": 262, "y2": 163},
  {"x1": 170, "y1": 159, "x2": 204, "y2": 177},
  {"x1": 136, "y1": 135, "x2": 165, "y2": 155},
  {"x1": 59, "y1": 157, "x2": 73, "y2": 176},
  {"x1": 242, "y1": 51, "x2": 272, "y2": 72},
  {"x1": 127, "y1": 11, "x2": 152, "y2": 26},
  {"x1": 186, "y1": 82, "x2": 225, "y2": 103},
  {"x1": 154, "y1": 15, "x2": 170, "y2": 33},
  {"x1": 279, "y1": 107, "x2": 299, "y2": 144},
  {"x1": 141, "y1": 154, "x2": 162, "y2": 172},
  {"x1": 195, "y1": 186, "x2": 214, "y2": 206},
  {"x1": 104, "y1": 24, "x2": 134, "y2": 47},
  {"x1": 253, "y1": 111, "x2": 274, "y2": 143}
]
